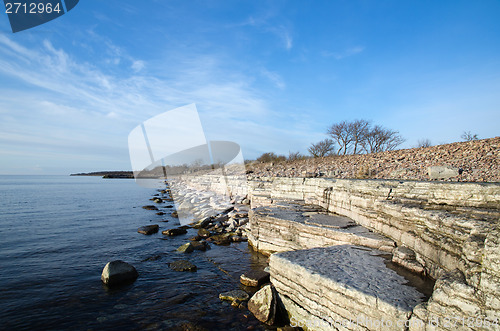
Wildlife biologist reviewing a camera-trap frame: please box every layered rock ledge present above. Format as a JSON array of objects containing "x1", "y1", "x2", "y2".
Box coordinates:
[
  {"x1": 175, "y1": 174, "x2": 500, "y2": 330},
  {"x1": 271, "y1": 245, "x2": 428, "y2": 330},
  {"x1": 247, "y1": 201, "x2": 395, "y2": 255}
]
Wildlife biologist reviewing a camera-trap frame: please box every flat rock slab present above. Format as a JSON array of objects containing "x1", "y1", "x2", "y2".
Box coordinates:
[
  {"x1": 162, "y1": 228, "x2": 188, "y2": 236},
  {"x1": 271, "y1": 245, "x2": 427, "y2": 329},
  {"x1": 137, "y1": 224, "x2": 159, "y2": 235},
  {"x1": 240, "y1": 269, "x2": 270, "y2": 287},
  {"x1": 304, "y1": 213, "x2": 357, "y2": 229}
]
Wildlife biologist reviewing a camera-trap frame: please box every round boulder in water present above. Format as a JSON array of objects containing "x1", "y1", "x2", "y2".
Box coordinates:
[{"x1": 101, "y1": 260, "x2": 138, "y2": 287}]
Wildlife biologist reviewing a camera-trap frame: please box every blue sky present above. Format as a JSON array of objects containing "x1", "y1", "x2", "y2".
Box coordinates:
[{"x1": 0, "y1": 0, "x2": 499, "y2": 174}]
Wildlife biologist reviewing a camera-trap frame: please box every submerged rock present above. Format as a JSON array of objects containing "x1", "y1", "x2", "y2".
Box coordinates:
[
  {"x1": 162, "y1": 228, "x2": 187, "y2": 236},
  {"x1": 171, "y1": 211, "x2": 178, "y2": 218},
  {"x1": 219, "y1": 290, "x2": 249, "y2": 303},
  {"x1": 240, "y1": 269, "x2": 270, "y2": 287},
  {"x1": 137, "y1": 224, "x2": 159, "y2": 235},
  {"x1": 169, "y1": 260, "x2": 197, "y2": 272},
  {"x1": 142, "y1": 205, "x2": 158, "y2": 211},
  {"x1": 248, "y1": 285, "x2": 277, "y2": 325},
  {"x1": 101, "y1": 260, "x2": 138, "y2": 286}
]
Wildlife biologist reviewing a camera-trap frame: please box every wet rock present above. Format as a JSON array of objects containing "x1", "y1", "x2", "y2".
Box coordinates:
[
  {"x1": 177, "y1": 242, "x2": 194, "y2": 253},
  {"x1": 171, "y1": 211, "x2": 178, "y2": 218},
  {"x1": 153, "y1": 198, "x2": 163, "y2": 203},
  {"x1": 156, "y1": 212, "x2": 166, "y2": 216},
  {"x1": 193, "y1": 217, "x2": 212, "y2": 229},
  {"x1": 211, "y1": 234, "x2": 232, "y2": 245},
  {"x1": 162, "y1": 228, "x2": 187, "y2": 236},
  {"x1": 164, "y1": 205, "x2": 174, "y2": 208},
  {"x1": 197, "y1": 228, "x2": 210, "y2": 238},
  {"x1": 189, "y1": 235, "x2": 202, "y2": 241},
  {"x1": 191, "y1": 241, "x2": 210, "y2": 251},
  {"x1": 240, "y1": 270, "x2": 270, "y2": 287},
  {"x1": 169, "y1": 260, "x2": 197, "y2": 272},
  {"x1": 248, "y1": 285, "x2": 277, "y2": 325},
  {"x1": 142, "y1": 205, "x2": 158, "y2": 211},
  {"x1": 137, "y1": 224, "x2": 159, "y2": 235},
  {"x1": 232, "y1": 236, "x2": 247, "y2": 242},
  {"x1": 219, "y1": 290, "x2": 249, "y2": 303},
  {"x1": 101, "y1": 260, "x2": 138, "y2": 286}
]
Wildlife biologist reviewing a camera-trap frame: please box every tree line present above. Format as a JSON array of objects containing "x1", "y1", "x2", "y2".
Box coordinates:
[{"x1": 254, "y1": 119, "x2": 479, "y2": 163}]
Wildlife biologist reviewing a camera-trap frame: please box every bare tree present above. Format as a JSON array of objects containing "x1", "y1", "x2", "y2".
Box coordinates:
[
  {"x1": 308, "y1": 139, "x2": 335, "y2": 157},
  {"x1": 416, "y1": 139, "x2": 432, "y2": 148},
  {"x1": 327, "y1": 121, "x2": 352, "y2": 155},
  {"x1": 363, "y1": 125, "x2": 405, "y2": 153},
  {"x1": 349, "y1": 119, "x2": 371, "y2": 154},
  {"x1": 256, "y1": 152, "x2": 286, "y2": 163},
  {"x1": 461, "y1": 131, "x2": 479, "y2": 142},
  {"x1": 288, "y1": 151, "x2": 305, "y2": 161}
]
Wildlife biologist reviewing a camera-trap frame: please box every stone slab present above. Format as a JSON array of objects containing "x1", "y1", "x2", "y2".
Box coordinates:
[{"x1": 270, "y1": 245, "x2": 428, "y2": 330}]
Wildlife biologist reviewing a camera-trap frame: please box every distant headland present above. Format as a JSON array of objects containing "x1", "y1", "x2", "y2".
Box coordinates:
[{"x1": 70, "y1": 171, "x2": 134, "y2": 178}]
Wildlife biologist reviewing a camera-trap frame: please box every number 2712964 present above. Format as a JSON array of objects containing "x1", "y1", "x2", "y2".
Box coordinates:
[{"x1": 5, "y1": 2, "x2": 62, "y2": 14}]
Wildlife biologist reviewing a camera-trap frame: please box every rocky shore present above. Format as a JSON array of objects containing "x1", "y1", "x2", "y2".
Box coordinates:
[{"x1": 247, "y1": 136, "x2": 500, "y2": 182}]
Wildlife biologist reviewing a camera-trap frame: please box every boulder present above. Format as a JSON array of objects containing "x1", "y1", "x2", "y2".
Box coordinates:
[
  {"x1": 137, "y1": 224, "x2": 159, "y2": 235},
  {"x1": 240, "y1": 269, "x2": 270, "y2": 287},
  {"x1": 101, "y1": 260, "x2": 138, "y2": 286},
  {"x1": 142, "y1": 205, "x2": 158, "y2": 211},
  {"x1": 169, "y1": 260, "x2": 197, "y2": 272},
  {"x1": 219, "y1": 290, "x2": 249, "y2": 303},
  {"x1": 162, "y1": 228, "x2": 187, "y2": 236},
  {"x1": 248, "y1": 284, "x2": 277, "y2": 325},
  {"x1": 428, "y1": 166, "x2": 461, "y2": 179},
  {"x1": 177, "y1": 242, "x2": 194, "y2": 253}
]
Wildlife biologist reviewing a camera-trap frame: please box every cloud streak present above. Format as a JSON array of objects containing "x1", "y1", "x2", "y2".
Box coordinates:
[{"x1": 322, "y1": 46, "x2": 365, "y2": 60}]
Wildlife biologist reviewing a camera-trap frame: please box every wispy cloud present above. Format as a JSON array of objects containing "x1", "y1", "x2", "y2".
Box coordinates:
[
  {"x1": 237, "y1": 12, "x2": 293, "y2": 50},
  {"x1": 321, "y1": 46, "x2": 365, "y2": 60},
  {"x1": 131, "y1": 60, "x2": 145, "y2": 73},
  {"x1": 0, "y1": 33, "x2": 296, "y2": 172},
  {"x1": 260, "y1": 68, "x2": 285, "y2": 89}
]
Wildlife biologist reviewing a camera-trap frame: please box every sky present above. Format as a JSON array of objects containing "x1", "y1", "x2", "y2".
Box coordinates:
[{"x1": 0, "y1": 0, "x2": 499, "y2": 175}]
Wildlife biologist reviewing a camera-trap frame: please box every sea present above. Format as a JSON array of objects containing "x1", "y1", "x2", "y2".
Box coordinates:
[{"x1": 0, "y1": 175, "x2": 268, "y2": 330}]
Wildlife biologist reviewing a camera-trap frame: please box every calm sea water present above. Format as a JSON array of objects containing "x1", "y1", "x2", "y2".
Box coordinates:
[{"x1": 0, "y1": 175, "x2": 268, "y2": 330}]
